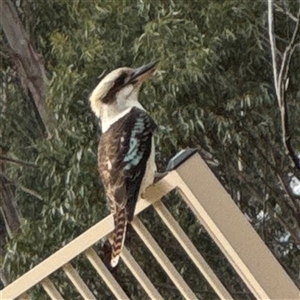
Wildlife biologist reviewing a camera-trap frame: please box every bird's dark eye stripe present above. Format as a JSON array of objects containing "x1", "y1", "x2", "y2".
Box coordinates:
[{"x1": 115, "y1": 73, "x2": 127, "y2": 86}]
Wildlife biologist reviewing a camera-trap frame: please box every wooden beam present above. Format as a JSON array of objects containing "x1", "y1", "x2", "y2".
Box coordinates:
[
  {"x1": 173, "y1": 153, "x2": 300, "y2": 300},
  {"x1": 0, "y1": 175, "x2": 175, "y2": 299},
  {"x1": 85, "y1": 248, "x2": 129, "y2": 300},
  {"x1": 153, "y1": 201, "x2": 233, "y2": 299},
  {"x1": 132, "y1": 218, "x2": 197, "y2": 299},
  {"x1": 121, "y1": 247, "x2": 164, "y2": 300},
  {"x1": 63, "y1": 263, "x2": 96, "y2": 300},
  {"x1": 41, "y1": 278, "x2": 64, "y2": 300},
  {"x1": 1, "y1": 151, "x2": 299, "y2": 300}
]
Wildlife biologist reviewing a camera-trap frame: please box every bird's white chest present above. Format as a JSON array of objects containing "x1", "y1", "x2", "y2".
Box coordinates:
[
  {"x1": 139, "y1": 138, "x2": 156, "y2": 197},
  {"x1": 101, "y1": 102, "x2": 145, "y2": 133},
  {"x1": 101, "y1": 108, "x2": 131, "y2": 133}
]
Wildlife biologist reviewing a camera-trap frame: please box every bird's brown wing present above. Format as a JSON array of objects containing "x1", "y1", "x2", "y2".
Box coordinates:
[
  {"x1": 98, "y1": 106, "x2": 157, "y2": 219},
  {"x1": 98, "y1": 107, "x2": 157, "y2": 267}
]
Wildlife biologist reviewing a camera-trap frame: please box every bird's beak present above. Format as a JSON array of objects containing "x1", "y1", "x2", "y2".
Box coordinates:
[{"x1": 128, "y1": 61, "x2": 159, "y2": 84}]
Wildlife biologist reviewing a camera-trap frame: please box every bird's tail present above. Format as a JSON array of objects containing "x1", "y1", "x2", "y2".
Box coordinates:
[{"x1": 110, "y1": 207, "x2": 128, "y2": 267}]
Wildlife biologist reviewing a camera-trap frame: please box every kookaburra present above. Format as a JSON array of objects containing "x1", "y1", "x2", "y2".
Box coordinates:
[{"x1": 89, "y1": 61, "x2": 158, "y2": 267}]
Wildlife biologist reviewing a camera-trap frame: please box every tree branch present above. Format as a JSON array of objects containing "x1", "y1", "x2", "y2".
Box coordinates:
[
  {"x1": 268, "y1": 0, "x2": 279, "y2": 97},
  {"x1": 0, "y1": 175, "x2": 20, "y2": 237},
  {"x1": 0, "y1": 155, "x2": 36, "y2": 168},
  {"x1": 293, "y1": 42, "x2": 300, "y2": 51},
  {"x1": 274, "y1": 3, "x2": 298, "y2": 22},
  {"x1": 0, "y1": 0, "x2": 52, "y2": 136},
  {"x1": 268, "y1": 0, "x2": 300, "y2": 171},
  {"x1": 18, "y1": 184, "x2": 43, "y2": 201}
]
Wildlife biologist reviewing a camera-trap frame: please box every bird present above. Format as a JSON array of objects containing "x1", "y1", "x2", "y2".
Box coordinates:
[{"x1": 89, "y1": 61, "x2": 158, "y2": 267}]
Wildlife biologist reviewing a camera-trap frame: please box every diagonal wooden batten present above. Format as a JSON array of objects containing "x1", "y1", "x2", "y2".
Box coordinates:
[
  {"x1": 120, "y1": 247, "x2": 164, "y2": 300},
  {"x1": 172, "y1": 153, "x2": 300, "y2": 300},
  {"x1": 63, "y1": 262, "x2": 96, "y2": 300},
  {"x1": 132, "y1": 218, "x2": 198, "y2": 300},
  {"x1": 40, "y1": 277, "x2": 64, "y2": 300},
  {"x1": 85, "y1": 247, "x2": 129, "y2": 300},
  {"x1": 153, "y1": 201, "x2": 233, "y2": 300},
  {"x1": 1, "y1": 174, "x2": 175, "y2": 300}
]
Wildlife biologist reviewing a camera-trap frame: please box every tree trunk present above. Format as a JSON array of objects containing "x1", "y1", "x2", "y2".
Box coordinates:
[
  {"x1": 0, "y1": 0, "x2": 52, "y2": 136},
  {"x1": 0, "y1": 152, "x2": 22, "y2": 289},
  {"x1": 0, "y1": 175, "x2": 20, "y2": 237}
]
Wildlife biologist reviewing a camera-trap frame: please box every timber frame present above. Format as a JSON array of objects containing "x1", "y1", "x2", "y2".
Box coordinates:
[{"x1": 1, "y1": 152, "x2": 299, "y2": 299}]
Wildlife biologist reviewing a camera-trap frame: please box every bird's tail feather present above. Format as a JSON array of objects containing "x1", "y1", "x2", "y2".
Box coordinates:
[{"x1": 110, "y1": 208, "x2": 127, "y2": 267}]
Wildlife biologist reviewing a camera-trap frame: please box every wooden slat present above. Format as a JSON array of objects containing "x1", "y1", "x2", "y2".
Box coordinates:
[
  {"x1": 85, "y1": 247, "x2": 129, "y2": 300},
  {"x1": 63, "y1": 262, "x2": 96, "y2": 300},
  {"x1": 1, "y1": 175, "x2": 175, "y2": 300},
  {"x1": 173, "y1": 153, "x2": 300, "y2": 300},
  {"x1": 121, "y1": 247, "x2": 164, "y2": 300},
  {"x1": 132, "y1": 218, "x2": 197, "y2": 299},
  {"x1": 153, "y1": 201, "x2": 233, "y2": 300},
  {"x1": 40, "y1": 277, "x2": 64, "y2": 300}
]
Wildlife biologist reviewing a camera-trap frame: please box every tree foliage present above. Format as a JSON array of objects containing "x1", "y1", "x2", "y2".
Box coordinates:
[{"x1": 1, "y1": 0, "x2": 299, "y2": 298}]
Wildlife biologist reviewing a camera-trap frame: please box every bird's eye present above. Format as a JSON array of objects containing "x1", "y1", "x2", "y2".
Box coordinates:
[{"x1": 115, "y1": 73, "x2": 127, "y2": 86}]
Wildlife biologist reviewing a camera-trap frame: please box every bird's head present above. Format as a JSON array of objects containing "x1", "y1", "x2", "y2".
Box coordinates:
[{"x1": 89, "y1": 61, "x2": 158, "y2": 119}]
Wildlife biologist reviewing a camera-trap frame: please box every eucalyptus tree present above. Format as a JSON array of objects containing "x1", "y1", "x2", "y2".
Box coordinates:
[{"x1": 1, "y1": 0, "x2": 299, "y2": 298}]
